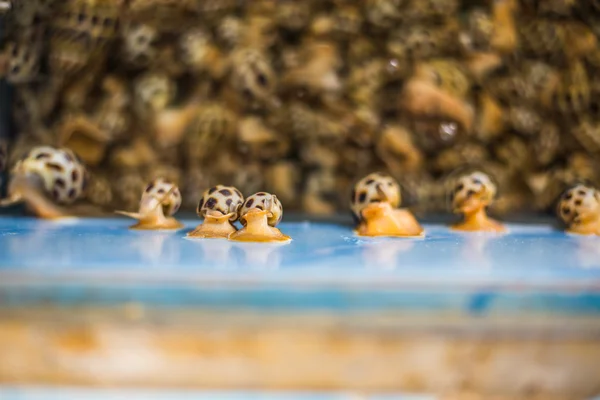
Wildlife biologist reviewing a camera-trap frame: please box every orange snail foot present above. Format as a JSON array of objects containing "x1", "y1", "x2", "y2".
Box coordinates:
[
  {"x1": 451, "y1": 214, "x2": 506, "y2": 233},
  {"x1": 228, "y1": 210, "x2": 291, "y2": 243},
  {"x1": 187, "y1": 213, "x2": 237, "y2": 239},
  {"x1": 565, "y1": 221, "x2": 600, "y2": 236},
  {"x1": 357, "y1": 203, "x2": 424, "y2": 238},
  {"x1": 116, "y1": 211, "x2": 184, "y2": 230}
]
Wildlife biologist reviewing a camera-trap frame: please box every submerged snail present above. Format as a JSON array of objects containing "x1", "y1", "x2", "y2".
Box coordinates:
[
  {"x1": 187, "y1": 185, "x2": 244, "y2": 239},
  {"x1": 351, "y1": 172, "x2": 424, "y2": 237},
  {"x1": 451, "y1": 171, "x2": 505, "y2": 232},
  {"x1": 0, "y1": 146, "x2": 86, "y2": 219},
  {"x1": 558, "y1": 184, "x2": 600, "y2": 236},
  {"x1": 115, "y1": 178, "x2": 183, "y2": 230},
  {"x1": 229, "y1": 192, "x2": 291, "y2": 243}
]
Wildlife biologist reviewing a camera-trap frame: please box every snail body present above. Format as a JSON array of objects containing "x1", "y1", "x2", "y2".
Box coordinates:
[
  {"x1": 451, "y1": 171, "x2": 506, "y2": 232},
  {"x1": 351, "y1": 172, "x2": 423, "y2": 237},
  {"x1": 188, "y1": 185, "x2": 244, "y2": 239},
  {"x1": 116, "y1": 178, "x2": 183, "y2": 230},
  {"x1": 229, "y1": 192, "x2": 290, "y2": 243},
  {"x1": 0, "y1": 146, "x2": 87, "y2": 219},
  {"x1": 558, "y1": 185, "x2": 600, "y2": 236}
]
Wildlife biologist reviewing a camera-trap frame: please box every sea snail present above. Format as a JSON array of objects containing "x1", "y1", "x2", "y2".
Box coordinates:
[
  {"x1": 0, "y1": 146, "x2": 87, "y2": 219},
  {"x1": 187, "y1": 185, "x2": 245, "y2": 238},
  {"x1": 557, "y1": 184, "x2": 600, "y2": 236},
  {"x1": 450, "y1": 171, "x2": 506, "y2": 232},
  {"x1": 116, "y1": 178, "x2": 184, "y2": 230},
  {"x1": 229, "y1": 192, "x2": 291, "y2": 243},
  {"x1": 351, "y1": 172, "x2": 424, "y2": 237}
]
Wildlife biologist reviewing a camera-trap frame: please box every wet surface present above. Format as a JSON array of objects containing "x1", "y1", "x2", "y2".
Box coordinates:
[
  {"x1": 0, "y1": 216, "x2": 598, "y2": 284},
  {"x1": 0, "y1": 217, "x2": 598, "y2": 314}
]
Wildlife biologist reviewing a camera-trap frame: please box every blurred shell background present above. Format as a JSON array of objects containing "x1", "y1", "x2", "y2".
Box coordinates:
[{"x1": 1, "y1": 0, "x2": 599, "y2": 216}]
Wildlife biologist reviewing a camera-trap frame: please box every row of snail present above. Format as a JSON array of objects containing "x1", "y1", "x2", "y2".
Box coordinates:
[
  {"x1": 117, "y1": 181, "x2": 290, "y2": 243},
  {"x1": 1, "y1": 147, "x2": 599, "y2": 238}
]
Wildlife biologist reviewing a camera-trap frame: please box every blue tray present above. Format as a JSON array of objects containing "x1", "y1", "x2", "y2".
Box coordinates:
[{"x1": 0, "y1": 216, "x2": 599, "y2": 316}]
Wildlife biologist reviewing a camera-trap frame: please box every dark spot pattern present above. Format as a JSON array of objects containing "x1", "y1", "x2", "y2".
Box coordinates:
[
  {"x1": 257, "y1": 192, "x2": 267, "y2": 196},
  {"x1": 64, "y1": 152, "x2": 73, "y2": 162},
  {"x1": 575, "y1": 199, "x2": 582, "y2": 206},
  {"x1": 55, "y1": 178, "x2": 65, "y2": 188},
  {"x1": 565, "y1": 192, "x2": 573, "y2": 200},
  {"x1": 35, "y1": 152, "x2": 51, "y2": 160},
  {"x1": 46, "y1": 162, "x2": 64, "y2": 172},
  {"x1": 358, "y1": 191, "x2": 367, "y2": 203},
  {"x1": 578, "y1": 190, "x2": 586, "y2": 196},
  {"x1": 562, "y1": 207, "x2": 570, "y2": 214},
  {"x1": 467, "y1": 189, "x2": 476, "y2": 196},
  {"x1": 205, "y1": 197, "x2": 217, "y2": 209},
  {"x1": 226, "y1": 198, "x2": 232, "y2": 206},
  {"x1": 157, "y1": 188, "x2": 165, "y2": 194},
  {"x1": 472, "y1": 178, "x2": 482, "y2": 185},
  {"x1": 72, "y1": 170, "x2": 79, "y2": 182},
  {"x1": 246, "y1": 198, "x2": 254, "y2": 207},
  {"x1": 455, "y1": 183, "x2": 464, "y2": 192},
  {"x1": 256, "y1": 73, "x2": 268, "y2": 87},
  {"x1": 351, "y1": 189, "x2": 356, "y2": 201},
  {"x1": 68, "y1": 189, "x2": 76, "y2": 199},
  {"x1": 365, "y1": 179, "x2": 374, "y2": 185},
  {"x1": 220, "y1": 189, "x2": 232, "y2": 196},
  {"x1": 209, "y1": 187, "x2": 217, "y2": 194},
  {"x1": 197, "y1": 198, "x2": 204, "y2": 212},
  {"x1": 256, "y1": 204, "x2": 263, "y2": 210},
  {"x1": 235, "y1": 189, "x2": 242, "y2": 197}
]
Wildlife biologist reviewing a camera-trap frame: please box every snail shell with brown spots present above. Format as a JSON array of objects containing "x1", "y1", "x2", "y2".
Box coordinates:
[
  {"x1": 116, "y1": 178, "x2": 183, "y2": 230},
  {"x1": 350, "y1": 172, "x2": 401, "y2": 221},
  {"x1": 451, "y1": 171, "x2": 496, "y2": 212},
  {"x1": 228, "y1": 191, "x2": 290, "y2": 243},
  {"x1": 558, "y1": 184, "x2": 600, "y2": 235},
  {"x1": 0, "y1": 146, "x2": 87, "y2": 219},
  {"x1": 141, "y1": 178, "x2": 182, "y2": 217},
  {"x1": 198, "y1": 185, "x2": 244, "y2": 221},
  {"x1": 450, "y1": 171, "x2": 505, "y2": 233},
  {"x1": 187, "y1": 184, "x2": 244, "y2": 239},
  {"x1": 351, "y1": 172, "x2": 424, "y2": 237},
  {"x1": 14, "y1": 146, "x2": 86, "y2": 204},
  {"x1": 240, "y1": 192, "x2": 283, "y2": 226}
]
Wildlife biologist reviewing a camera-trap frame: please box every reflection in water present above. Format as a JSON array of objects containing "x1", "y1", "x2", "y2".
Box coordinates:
[
  {"x1": 196, "y1": 239, "x2": 235, "y2": 269},
  {"x1": 573, "y1": 236, "x2": 600, "y2": 269},
  {"x1": 131, "y1": 232, "x2": 179, "y2": 266},
  {"x1": 460, "y1": 233, "x2": 493, "y2": 269},
  {"x1": 232, "y1": 242, "x2": 285, "y2": 270},
  {"x1": 6, "y1": 221, "x2": 77, "y2": 266},
  {"x1": 361, "y1": 239, "x2": 414, "y2": 270}
]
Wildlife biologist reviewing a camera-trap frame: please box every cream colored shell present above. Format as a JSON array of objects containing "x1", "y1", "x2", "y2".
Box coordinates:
[
  {"x1": 240, "y1": 192, "x2": 283, "y2": 227},
  {"x1": 350, "y1": 172, "x2": 401, "y2": 220},
  {"x1": 142, "y1": 178, "x2": 181, "y2": 216},
  {"x1": 197, "y1": 185, "x2": 244, "y2": 222},
  {"x1": 558, "y1": 184, "x2": 600, "y2": 225},
  {"x1": 452, "y1": 171, "x2": 496, "y2": 209},
  {"x1": 15, "y1": 146, "x2": 86, "y2": 204}
]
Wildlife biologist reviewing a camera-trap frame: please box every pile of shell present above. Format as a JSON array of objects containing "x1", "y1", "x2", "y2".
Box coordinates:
[{"x1": 2, "y1": 0, "x2": 600, "y2": 215}]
